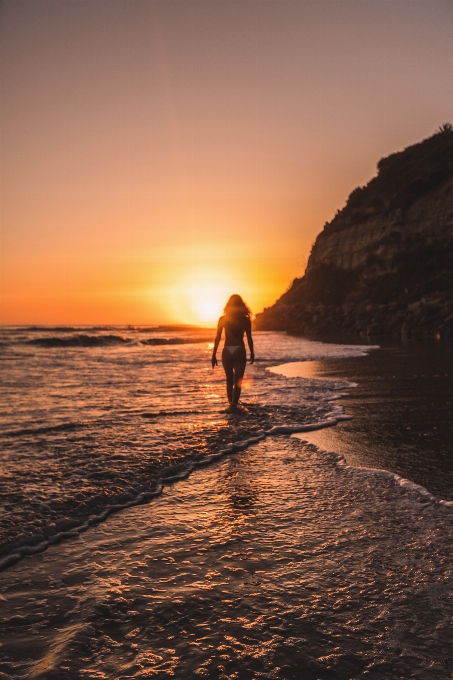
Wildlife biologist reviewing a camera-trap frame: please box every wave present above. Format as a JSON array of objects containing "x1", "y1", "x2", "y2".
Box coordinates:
[
  {"x1": 23, "y1": 326, "x2": 80, "y2": 333},
  {"x1": 1, "y1": 421, "x2": 84, "y2": 438},
  {"x1": 140, "y1": 336, "x2": 210, "y2": 346},
  {"x1": 140, "y1": 409, "x2": 203, "y2": 419},
  {"x1": 25, "y1": 334, "x2": 131, "y2": 348},
  {"x1": 21, "y1": 334, "x2": 211, "y2": 348}
]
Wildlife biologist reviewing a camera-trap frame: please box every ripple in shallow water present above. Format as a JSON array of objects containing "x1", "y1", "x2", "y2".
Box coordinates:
[
  {"x1": 0, "y1": 330, "x2": 361, "y2": 564},
  {"x1": 1, "y1": 437, "x2": 452, "y2": 679}
]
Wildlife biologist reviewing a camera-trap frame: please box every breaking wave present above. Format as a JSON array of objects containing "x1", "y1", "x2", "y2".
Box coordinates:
[
  {"x1": 25, "y1": 334, "x2": 131, "y2": 347},
  {"x1": 23, "y1": 334, "x2": 211, "y2": 348}
]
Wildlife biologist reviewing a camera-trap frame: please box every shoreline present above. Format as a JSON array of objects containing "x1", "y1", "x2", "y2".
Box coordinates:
[
  {"x1": 1, "y1": 436, "x2": 453, "y2": 679},
  {"x1": 2, "y1": 336, "x2": 452, "y2": 572},
  {"x1": 275, "y1": 336, "x2": 453, "y2": 501},
  {"x1": 2, "y1": 334, "x2": 453, "y2": 677}
]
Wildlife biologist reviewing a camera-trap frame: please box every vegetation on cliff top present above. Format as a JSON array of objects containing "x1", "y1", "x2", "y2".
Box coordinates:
[{"x1": 324, "y1": 123, "x2": 453, "y2": 235}]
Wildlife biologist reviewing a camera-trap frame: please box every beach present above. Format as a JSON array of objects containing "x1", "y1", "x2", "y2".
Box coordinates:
[
  {"x1": 0, "y1": 327, "x2": 367, "y2": 568},
  {"x1": 1, "y1": 329, "x2": 453, "y2": 678},
  {"x1": 3, "y1": 1, "x2": 453, "y2": 676},
  {"x1": 2, "y1": 437, "x2": 453, "y2": 679},
  {"x1": 274, "y1": 337, "x2": 453, "y2": 501}
]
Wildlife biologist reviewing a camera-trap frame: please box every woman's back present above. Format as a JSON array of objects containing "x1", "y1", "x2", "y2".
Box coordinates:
[{"x1": 222, "y1": 314, "x2": 251, "y2": 346}]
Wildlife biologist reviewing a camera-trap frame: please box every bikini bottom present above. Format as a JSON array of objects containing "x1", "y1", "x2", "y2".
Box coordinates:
[{"x1": 222, "y1": 345, "x2": 246, "y2": 371}]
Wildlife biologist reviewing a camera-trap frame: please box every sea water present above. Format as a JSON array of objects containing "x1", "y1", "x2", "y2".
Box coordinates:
[
  {"x1": 0, "y1": 326, "x2": 372, "y2": 568},
  {"x1": 1, "y1": 327, "x2": 453, "y2": 678}
]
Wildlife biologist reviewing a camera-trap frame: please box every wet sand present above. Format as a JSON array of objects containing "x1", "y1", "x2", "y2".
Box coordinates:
[
  {"x1": 280, "y1": 337, "x2": 453, "y2": 501},
  {"x1": 1, "y1": 436, "x2": 453, "y2": 679}
]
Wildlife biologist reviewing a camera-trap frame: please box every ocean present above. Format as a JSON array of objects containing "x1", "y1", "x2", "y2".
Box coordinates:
[{"x1": 1, "y1": 326, "x2": 452, "y2": 678}]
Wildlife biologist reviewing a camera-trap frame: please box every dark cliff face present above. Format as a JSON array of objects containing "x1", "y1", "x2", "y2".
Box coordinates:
[{"x1": 255, "y1": 125, "x2": 453, "y2": 338}]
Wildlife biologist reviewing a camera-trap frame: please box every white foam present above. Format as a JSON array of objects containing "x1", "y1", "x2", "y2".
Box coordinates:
[
  {"x1": 292, "y1": 437, "x2": 453, "y2": 510},
  {"x1": 256, "y1": 333, "x2": 379, "y2": 364}
]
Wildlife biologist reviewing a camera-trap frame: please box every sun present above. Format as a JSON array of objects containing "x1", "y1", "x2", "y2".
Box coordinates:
[
  {"x1": 186, "y1": 282, "x2": 228, "y2": 326},
  {"x1": 165, "y1": 269, "x2": 236, "y2": 326},
  {"x1": 158, "y1": 259, "x2": 253, "y2": 327},
  {"x1": 194, "y1": 299, "x2": 222, "y2": 325}
]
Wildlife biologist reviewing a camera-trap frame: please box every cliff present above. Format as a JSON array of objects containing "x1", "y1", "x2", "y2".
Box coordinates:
[{"x1": 255, "y1": 125, "x2": 453, "y2": 339}]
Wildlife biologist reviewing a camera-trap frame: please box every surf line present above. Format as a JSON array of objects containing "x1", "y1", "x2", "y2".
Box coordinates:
[
  {"x1": 0, "y1": 414, "x2": 383, "y2": 572},
  {"x1": 327, "y1": 446, "x2": 453, "y2": 509}
]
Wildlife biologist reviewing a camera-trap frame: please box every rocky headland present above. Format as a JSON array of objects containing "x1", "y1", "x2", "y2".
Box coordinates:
[{"x1": 255, "y1": 125, "x2": 453, "y2": 339}]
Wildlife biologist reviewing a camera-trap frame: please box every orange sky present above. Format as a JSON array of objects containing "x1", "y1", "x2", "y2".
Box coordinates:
[{"x1": 1, "y1": 0, "x2": 452, "y2": 325}]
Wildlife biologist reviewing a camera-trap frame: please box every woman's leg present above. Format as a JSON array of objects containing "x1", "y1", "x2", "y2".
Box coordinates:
[
  {"x1": 231, "y1": 358, "x2": 246, "y2": 405},
  {"x1": 230, "y1": 347, "x2": 247, "y2": 406},
  {"x1": 221, "y1": 348, "x2": 234, "y2": 403}
]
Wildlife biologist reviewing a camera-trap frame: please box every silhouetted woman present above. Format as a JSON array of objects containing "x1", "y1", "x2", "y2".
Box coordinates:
[{"x1": 212, "y1": 294, "x2": 254, "y2": 413}]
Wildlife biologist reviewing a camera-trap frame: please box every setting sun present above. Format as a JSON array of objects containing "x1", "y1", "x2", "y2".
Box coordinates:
[
  {"x1": 185, "y1": 281, "x2": 234, "y2": 326},
  {"x1": 165, "y1": 268, "x2": 237, "y2": 327},
  {"x1": 194, "y1": 300, "x2": 221, "y2": 326}
]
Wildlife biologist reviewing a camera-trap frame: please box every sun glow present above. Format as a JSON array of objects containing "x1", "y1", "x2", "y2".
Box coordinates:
[
  {"x1": 183, "y1": 281, "x2": 230, "y2": 326},
  {"x1": 162, "y1": 265, "x2": 249, "y2": 327},
  {"x1": 195, "y1": 300, "x2": 221, "y2": 325}
]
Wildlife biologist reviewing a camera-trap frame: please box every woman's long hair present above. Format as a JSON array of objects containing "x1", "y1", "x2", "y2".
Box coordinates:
[{"x1": 224, "y1": 294, "x2": 251, "y2": 322}]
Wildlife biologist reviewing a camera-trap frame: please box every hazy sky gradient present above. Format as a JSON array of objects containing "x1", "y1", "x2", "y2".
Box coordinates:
[{"x1": 1, "y1": 0, "x2": 452, "y2": 324}]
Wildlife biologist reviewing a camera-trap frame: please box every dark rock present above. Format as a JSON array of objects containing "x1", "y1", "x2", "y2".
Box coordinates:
[{"x1": 256, "y1": 125, "x2": 453, "y2": 338}]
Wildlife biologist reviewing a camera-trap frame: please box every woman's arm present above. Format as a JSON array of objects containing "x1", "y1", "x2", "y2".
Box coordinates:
[
  {"x1": 212, "y1": 317, "x2": 224, "y2": 368},
  {"x1": 245, "y1": 317, "x2": 254, "y2": 364}
]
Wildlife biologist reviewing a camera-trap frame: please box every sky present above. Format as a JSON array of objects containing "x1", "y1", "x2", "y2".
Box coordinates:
[{"x1": 1, "y1": 0, "x2": 452, "y2": 326}]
